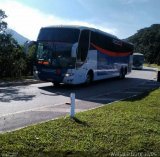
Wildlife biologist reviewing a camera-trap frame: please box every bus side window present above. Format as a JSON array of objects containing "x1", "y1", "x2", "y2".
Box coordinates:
[{"x1": 77, "y1": 30, "x2": 90, "y2": 63}]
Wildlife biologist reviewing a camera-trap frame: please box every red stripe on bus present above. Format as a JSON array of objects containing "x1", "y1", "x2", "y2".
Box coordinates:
[{"x1": 91, "y1": 43, "x2": 131, "y2": 57}]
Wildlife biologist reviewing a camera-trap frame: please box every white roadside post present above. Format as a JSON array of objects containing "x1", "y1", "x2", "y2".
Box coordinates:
[{"x1": 70, "y1": 93, "x2": 75, "y2": 118}]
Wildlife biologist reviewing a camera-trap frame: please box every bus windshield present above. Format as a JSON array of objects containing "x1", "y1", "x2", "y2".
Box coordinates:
[
  {"x1": 36, "y1": 28, "x2": 80, "y2": 68},
  {"x1": 133, "y1": 55, "x2": 144, "y2": 63},
  {"x1": 37, "y1": 42, "x2": 76, "y2": 68},
  {"x1": 38, "y1": 28, "x2": 80, "y2": 43}
]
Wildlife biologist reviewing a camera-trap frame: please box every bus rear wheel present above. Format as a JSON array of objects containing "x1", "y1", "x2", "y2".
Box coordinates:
[{"x1": 119, "y1": 68, "x2": 125, "y2": 79}]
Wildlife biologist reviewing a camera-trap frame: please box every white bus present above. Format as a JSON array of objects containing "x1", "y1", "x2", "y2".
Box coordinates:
[
  {"x1": 34, "y1": 25, "x2": 134, "y2": 85},
  {"x1": 132, "y1": 53, "x2": 144, "y2": 70}
]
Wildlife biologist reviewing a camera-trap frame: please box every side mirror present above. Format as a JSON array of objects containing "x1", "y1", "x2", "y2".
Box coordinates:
[
  {"x1": 24, "y1": 41, "x2": 37, "y2": 54},
  {"x1": 71, "y1": 43, "x2": 78, "y2": 58}
]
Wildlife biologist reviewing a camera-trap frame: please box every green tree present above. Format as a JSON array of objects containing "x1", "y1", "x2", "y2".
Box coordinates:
[
  {"x1": 0, "y1": 9, "x2": 27, "y2": 78},
  {"x1": 0, "y1": 33, "x2": 26, "y2": 78},
  {"x1": 127, "y1": 24, "x2": 160, "y2": 65},
  {"x1": 0, "y1": 9, "x2": 7, "y2": 33}
]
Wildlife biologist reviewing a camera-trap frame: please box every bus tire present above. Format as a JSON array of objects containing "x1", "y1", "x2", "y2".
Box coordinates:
[
  {"x1": 125, "y1": 67, "x2": 127, "y2": 75},
  {"x1": 86, "y1": 71, "x2": 93, "y2": 85},
  {"x1": 119, "y1": 68, "x2": 125, "y2": 79}
]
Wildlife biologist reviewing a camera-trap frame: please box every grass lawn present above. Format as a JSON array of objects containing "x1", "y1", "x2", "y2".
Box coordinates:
[
  {"x1": 0, "y1": 89, "x2": 160, "y2": 157},
  {"x1": 144, "y1": 63, "x2": 160, "y2": 70}
]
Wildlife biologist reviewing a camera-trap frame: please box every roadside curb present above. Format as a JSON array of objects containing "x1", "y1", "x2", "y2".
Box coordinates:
[{"x1": 0, "y1": 79, "x2": 43, "y2": 87}]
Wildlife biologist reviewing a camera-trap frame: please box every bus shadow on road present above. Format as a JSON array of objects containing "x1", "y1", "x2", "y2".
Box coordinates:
[
  {"x1": 38, "y1": 77, "x2": 160, "y2": 105},
  {"x1": 38, "y1": 77, "x2": 119, "y2": 97}
]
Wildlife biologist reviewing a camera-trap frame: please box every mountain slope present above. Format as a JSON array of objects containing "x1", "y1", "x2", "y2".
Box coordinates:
[
  {"x1": 126, "y1": 24, "x2": 160, "y2": 65},
  {"x1": 6, "y1": 29, "x2": 29, "y2": 45}
]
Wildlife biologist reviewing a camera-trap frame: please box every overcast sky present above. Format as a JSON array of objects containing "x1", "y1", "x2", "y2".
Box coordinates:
[{"x1": 0, "y1": 0, "x2": 160, "y2": 40}]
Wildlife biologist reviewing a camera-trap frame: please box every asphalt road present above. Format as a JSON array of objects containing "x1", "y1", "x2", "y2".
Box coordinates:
[{"x1": 0, "y1": 67, "x2": 159, "y2": 132}]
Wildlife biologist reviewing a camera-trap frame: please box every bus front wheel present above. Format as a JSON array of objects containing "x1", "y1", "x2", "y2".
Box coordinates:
[
  {"x1": 85, "y1": 71, "x2": 93, "y2": 85},
  {"x1": 53, "y1": 82, "x2": 60, "y2": 87}
]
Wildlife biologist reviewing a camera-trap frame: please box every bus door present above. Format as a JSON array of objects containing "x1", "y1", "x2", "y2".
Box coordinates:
[
  {"x1": 75, "y1": 30, "x2": 90, "y2": 82},
  {"x1": 76, "y1": 30, "x2": 90, "y2": 67}
]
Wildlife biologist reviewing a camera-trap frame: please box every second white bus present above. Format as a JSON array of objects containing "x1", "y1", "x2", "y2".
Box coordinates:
[{"x1": 132, "y1": 53, "x2": 144, "y2": 70}]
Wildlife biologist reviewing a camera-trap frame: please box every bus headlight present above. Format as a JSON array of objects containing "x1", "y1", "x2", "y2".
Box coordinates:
[
  {"x1": 35, "y1": 70, "x2": 39, "y2": 74},
  {"x1": 65, "y1": 73, "x2": 74, "y2": 77}
]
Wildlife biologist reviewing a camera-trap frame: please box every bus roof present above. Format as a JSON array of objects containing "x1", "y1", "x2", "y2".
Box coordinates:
[{"x1": 41, "y1": 25, "x2": 118, "y2": 39}]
